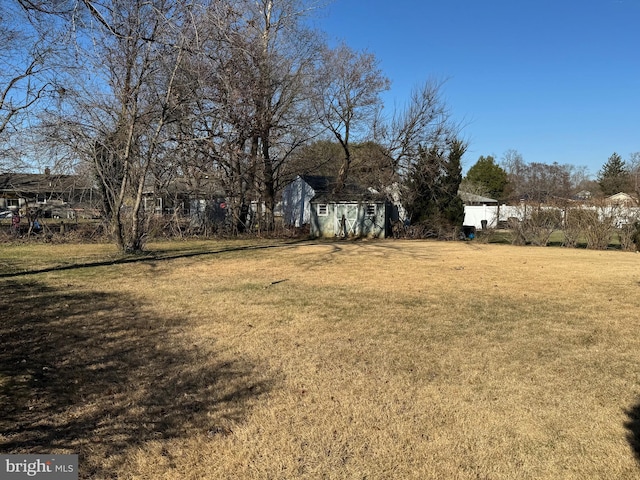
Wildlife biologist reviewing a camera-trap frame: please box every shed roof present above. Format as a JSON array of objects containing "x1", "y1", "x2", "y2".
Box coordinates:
[
  {"x1": 458, "y1": 191, "x2": 498, "y2": 205},
  {"x1": 301, "y1": 176, "x2": 386, "y2": 203}
]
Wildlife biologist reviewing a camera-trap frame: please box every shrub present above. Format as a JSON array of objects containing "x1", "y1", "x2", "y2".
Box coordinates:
[
  {"x1": 581, "y1": 209, "x2": 615, "y2": 250},
  {"x1": 562, "y1": 208, "x2": 590, "y2": 248},
  {"x1": 508, "y1": 217, "x2": 527, "y2": 246},
  {"x1": 630, "y1": 221, "x2": 640, "y2": 251},
  {"x1": 528, "y1": 208, "x2": 562, "y2": 246}
]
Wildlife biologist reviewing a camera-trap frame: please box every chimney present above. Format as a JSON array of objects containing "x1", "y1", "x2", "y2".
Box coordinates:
[{"x1": 44, "y1": 167, "x2": 51, "y2": 175}]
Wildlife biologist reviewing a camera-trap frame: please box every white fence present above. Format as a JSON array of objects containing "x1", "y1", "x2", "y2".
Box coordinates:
[
  {"x1": 463, "y1": 205, "x2": 502, "y2": 229},
  {"x1": 463, "y1": 204, "x2": 640, "y2": 230}
]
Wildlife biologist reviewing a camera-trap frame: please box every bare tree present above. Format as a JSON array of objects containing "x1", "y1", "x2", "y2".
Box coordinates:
[
  {"x1": 628, "y1": 152, "x2": 640, "y2": 195},
  {"x1": 502, "y1": 152, "x2": 573, "y2": 203},
  {"x1": 42, "y1": 0, "x2": 198, "y2": 252},
  {"x1": 168, "y1": 0, "x2": 323, "y2": 234},
  {"x1": 242, "y1": 0, "x2": 323, "y2": 231},
  {"x1": 500, "y1": 149, "x2": 524, "y2": 174},
  {"x1": 380, "y1": 79, "x2": 455, "y2": 178},
  {"x1": 0, "y1": 2, "x2": 67, "y2": 171},
  {"x1": 566, "y1": 164, "x2": 591, "y2": 193},
  {"x1": 312, "y1": 43, "x2": 390, "y2": 192},
  {"x1": 459, "y1": 178, "x2": 491, "y2": 197}
]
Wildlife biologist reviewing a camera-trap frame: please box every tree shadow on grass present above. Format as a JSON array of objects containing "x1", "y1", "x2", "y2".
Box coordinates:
[
  {"x1": 0, "y1": 241, "x2": 307, "y2": 278},
  {"x1": 0, "y1": 279, "x2": 272, "y2": 478},
  {"x1": 625, "y1": 401, "x2": 640, "y2": 463}
]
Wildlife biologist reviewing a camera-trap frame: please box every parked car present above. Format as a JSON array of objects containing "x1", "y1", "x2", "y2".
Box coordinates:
[{"x1": 0, "y1": 210, "x2": 13, "y2": 218}]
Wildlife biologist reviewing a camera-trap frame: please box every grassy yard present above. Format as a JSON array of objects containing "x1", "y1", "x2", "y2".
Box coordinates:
[{"x1": 1, "y1": 239, "x2": 640, "y2": 479}]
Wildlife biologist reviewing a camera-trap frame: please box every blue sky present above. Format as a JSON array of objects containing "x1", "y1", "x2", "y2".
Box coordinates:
[{"x1": 314, "y1": 0, "x2": 640, "y2": 175}]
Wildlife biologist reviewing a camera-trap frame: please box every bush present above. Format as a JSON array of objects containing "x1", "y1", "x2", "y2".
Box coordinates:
[
  {"x1": 508, "y1": 217, "x2": 527, "y2": 246},
  {"x1": 630, "y1": 221, "x2": 640, "y2": 251},
  {"x1": 528, "y1": 208, "x2": 562, "y2": 246},
  {"x1": 562, "y1": 208, "x2": 590, "y2": 248},
  {"x1": 507, "y1": 206, "x2": 561, "y2": 246},
  {"x1": 580, "y1": 209, "x2": 615, "y2": 250}
]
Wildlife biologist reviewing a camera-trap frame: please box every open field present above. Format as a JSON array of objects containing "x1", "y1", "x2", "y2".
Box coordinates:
[{"x1": 1, "y1": 239, "x2": 640, "y2": 479}]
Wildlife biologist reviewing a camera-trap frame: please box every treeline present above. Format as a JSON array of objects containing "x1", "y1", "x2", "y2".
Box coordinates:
[
  {"x1": 463, "y1": 150, "x2": 640, "y2": 203},
  {"x1": 463, "y1": 150, "x2": 640, "y2": 251},
  {"x1": 2, "y1": 0, "x2": 460, "y2": 252}
]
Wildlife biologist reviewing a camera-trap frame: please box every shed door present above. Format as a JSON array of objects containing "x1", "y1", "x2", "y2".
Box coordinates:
[{"x1": 334, "y1": 203, "x2": 359, "y2": 237}]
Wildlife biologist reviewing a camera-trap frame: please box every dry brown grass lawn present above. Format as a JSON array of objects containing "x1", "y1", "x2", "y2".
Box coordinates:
[{"x1": 1, "y1": 239, "x2": 640, "y2": 479}]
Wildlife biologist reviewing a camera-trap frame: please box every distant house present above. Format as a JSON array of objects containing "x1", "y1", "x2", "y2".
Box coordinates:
[
  {"x1": 150, "y1": 174, "x2": 226, "y2": 216},
  {"x1": 0, "y1": 171, "x2": 96, "y2": 218},
  {"x1": 281, "y1": 175, "x2": 333, "y2": 227},
  {"x1": 575, "y1": 190, "x2": 592, "y2": 201},
  {"x1": 605, "y1": 192, "x2": 638, "y2": 207}
]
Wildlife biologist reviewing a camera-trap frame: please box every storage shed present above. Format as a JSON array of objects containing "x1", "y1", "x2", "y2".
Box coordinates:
[{"x1": 310, "y1": 189, "x2": 391, "y2": 238}]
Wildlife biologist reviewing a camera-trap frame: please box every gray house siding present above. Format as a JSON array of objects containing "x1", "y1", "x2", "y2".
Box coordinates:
[
  {"x1": 310, "y1": 200, "x2": 390, "y2": 238},
  {"x1": 282, "y1": 175, "x2": 339, "y2": 227},
  {"x1": 282, "y1": 176, "x2": 315, "y2": 227}
]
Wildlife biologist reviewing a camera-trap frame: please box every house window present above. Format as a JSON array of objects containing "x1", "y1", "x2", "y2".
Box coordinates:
[
  {"x1": 317, "y1": 204, "x2": 328, "y2": 216},
  {"x1": 366, "y1": 204, "x2": 376, "y2": 216}
]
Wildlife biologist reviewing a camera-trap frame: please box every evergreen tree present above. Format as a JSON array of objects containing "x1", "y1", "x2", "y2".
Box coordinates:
[
  {"x1": 465, "y1": 155, "x2": 508, "y2": 200},
  {"x1": 598, "y1": 152, "x2": 630, "y2": 195},
  {"x1": 405, "y1": 139, "x2": 466, "y2": 238}
]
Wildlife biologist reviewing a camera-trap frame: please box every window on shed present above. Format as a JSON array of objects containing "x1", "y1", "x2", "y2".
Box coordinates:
[
  {"x1": 317, "y1": 204, "x2": 328, "y2": 216},
  {"x1": 366, "y1": 204, "x2": 376, "y2": 216}
]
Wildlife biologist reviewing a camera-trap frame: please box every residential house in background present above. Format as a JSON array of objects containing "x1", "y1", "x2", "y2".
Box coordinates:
[
  {"x1": 0, "y1": 170, "x2": 97, "y2": 218},
  {"x1": 605, "y1": 192, "x2": 638, "y2": 207},
  {"x1": 282, "y1": 175, "x2": 335, "y2": 227}
]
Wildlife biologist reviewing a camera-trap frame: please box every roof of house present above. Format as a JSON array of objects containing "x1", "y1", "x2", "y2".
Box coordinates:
[
  {"x1": 605, "y1": 192, "x2": 638, "y2": 206},
  {"x1": 0, "y1": 173, "x2": 91, "y2": 195},
  {"x1": 298, "y1": 175, "x2": 386, "y2": 203},
  {"x1": 458, "y1": 191, "x2": 498, "y2": 205},
  {"x1": 575, "y1": 190, "x2": 592, "y2": 199},
  {"x1": 299, "y1": 175, "x2": 335, "y2": 193}
]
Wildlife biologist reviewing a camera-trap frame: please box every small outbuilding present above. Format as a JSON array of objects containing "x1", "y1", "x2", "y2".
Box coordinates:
[
  {"x1": 282, "y1": 175, "x2": 396, "y2": 238},
  {"x1": 310, "y1": 189, "x2": 391, "y2": 239}
]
